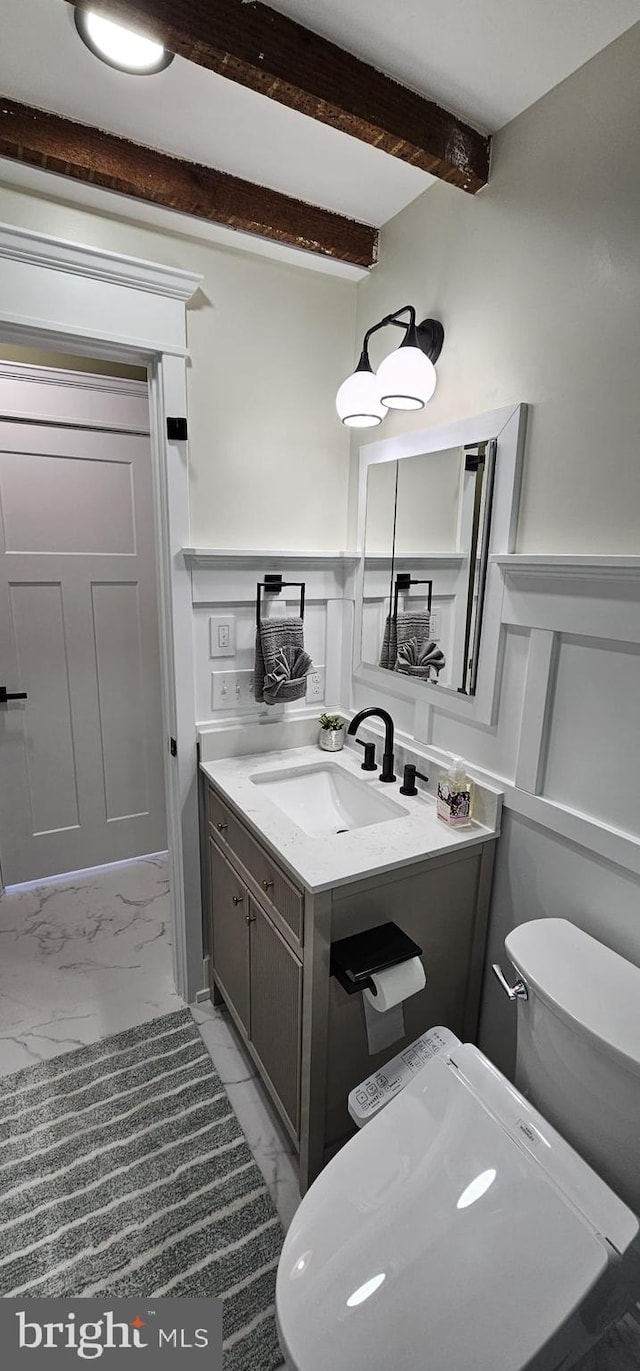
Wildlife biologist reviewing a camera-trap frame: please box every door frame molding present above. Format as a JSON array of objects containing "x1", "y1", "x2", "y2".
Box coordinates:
[{"x1": 0, "y1": 222, "x2": 203, "y2": 1002}]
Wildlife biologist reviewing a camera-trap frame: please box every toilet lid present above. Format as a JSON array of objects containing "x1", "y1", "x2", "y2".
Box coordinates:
[{"x1": 277, "y1": 1046, "x2": 633, "y2": 1371}]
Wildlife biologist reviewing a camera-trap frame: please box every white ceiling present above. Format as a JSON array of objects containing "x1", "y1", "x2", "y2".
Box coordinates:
[
  {"x1": 268, "y1": 0, "x2": 640, "y2": 132},
  {"x1": 0, "y1": 0, "x2": 639, "y2": 235}
]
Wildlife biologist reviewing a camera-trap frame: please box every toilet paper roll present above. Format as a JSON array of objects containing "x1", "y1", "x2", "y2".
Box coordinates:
[
  {"x1": 362, "y1": 956, "x2": 426, "y2": 1054},
  {"x1": 363, "y1": 956, "x2": 426, "y2": 1014},
  {"x1": 363, "y1": 997, "x2": 405, "y2": 1055}
]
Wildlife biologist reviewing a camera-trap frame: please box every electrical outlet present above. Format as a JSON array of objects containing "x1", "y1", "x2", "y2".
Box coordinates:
[
  {"x1": 430, "y1": 609, "x2": 441, "y2": 640},
  {"x1": 307, "y1": 666, "x2": 325, "y2": 700},
  {"x1": 209, "y1": 615, "x2": 236, "y2": 658}
]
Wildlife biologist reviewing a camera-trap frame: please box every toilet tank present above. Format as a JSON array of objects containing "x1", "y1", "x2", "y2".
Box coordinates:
[{"x1": 505, "y1": 919, "x2": 640, "y2": 1216}]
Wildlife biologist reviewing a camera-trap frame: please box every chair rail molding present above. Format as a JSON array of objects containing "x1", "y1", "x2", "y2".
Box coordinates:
[
  {"x1": 494, "y1": 554, "x2": 640, "y2": 579},
  {"x1": 0, "y1": 219, "x2": 203, "y2": 1002},
  {"x1": 183, "y1": 548, "x2": 360, "y2": 568}
]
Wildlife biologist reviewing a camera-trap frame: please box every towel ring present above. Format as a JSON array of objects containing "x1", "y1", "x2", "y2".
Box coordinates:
[
  {"x1": 256, "y1": 575, "x2": 306, "y2": 626},
  {"x1": 393, "y1": 574, "x2": 432, "y2": 621}
]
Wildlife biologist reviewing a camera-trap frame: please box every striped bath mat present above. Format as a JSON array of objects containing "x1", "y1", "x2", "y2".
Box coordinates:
[{"x1": 0, "y1": 1008, "x2": 285, "y2": 1370}]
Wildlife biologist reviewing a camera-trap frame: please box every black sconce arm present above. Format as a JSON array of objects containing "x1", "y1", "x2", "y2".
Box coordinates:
[{"x1": 356, "y1": 307, "x2": 443, "y2": 373}]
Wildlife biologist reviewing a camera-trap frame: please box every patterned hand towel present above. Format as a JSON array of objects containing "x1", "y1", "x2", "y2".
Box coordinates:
[
  {"x1": 254, "y1": 616, "x2": 312, "y2": 704},
  {"x1": 264, "y1": 643, "x2": 313, "y2": 703},
  {"x1": 395, "y1": 636, "x2": 446, "y2": 680},
  {"x1": 379, "y1": 613, "x2": 396, "y2": 669},
  {"x1": 379, "y1": 610, "x2": 431, "y2": 669}
]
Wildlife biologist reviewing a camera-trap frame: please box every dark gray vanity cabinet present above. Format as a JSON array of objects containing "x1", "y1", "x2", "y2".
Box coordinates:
[
  {"x1": 204, "y1": 774, "x2": 496, "y2": 1193},
  {"x1": 249, "y1": 899, "x2": 303, "y2": 1135},
  {"x1": 207, "y1": 794, "x2": 303, "y2": 1141},
  {"x1": 209, "y1": 841, "x2": 251, "y2": 1034}
]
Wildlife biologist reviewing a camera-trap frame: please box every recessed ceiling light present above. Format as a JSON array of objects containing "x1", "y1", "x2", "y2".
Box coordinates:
[{"x1": 74, "y1": 8, "x2": 174, "y2": 75}]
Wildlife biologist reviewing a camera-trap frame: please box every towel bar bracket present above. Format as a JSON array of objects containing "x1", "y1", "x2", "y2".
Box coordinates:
[
  {"x1": 393, "y1": 574, "x2": 433, "y2": 620},
  {"x1": 256, "y1": 576, "x2": 305, "y2": 626}
]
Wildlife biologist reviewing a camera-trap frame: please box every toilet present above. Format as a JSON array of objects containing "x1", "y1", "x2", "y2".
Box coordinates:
[{"x1": 276, "y1": 919, "x2": 640, "y2": 1371}]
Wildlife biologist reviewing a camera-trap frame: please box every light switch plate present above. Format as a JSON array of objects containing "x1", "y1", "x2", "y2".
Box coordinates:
[
  {"x1": 211, "y1": 669, "x2": 255, "y2": 712},
  {"x1": 209, "y1": 615, "x2": 236, "y2": 658}
]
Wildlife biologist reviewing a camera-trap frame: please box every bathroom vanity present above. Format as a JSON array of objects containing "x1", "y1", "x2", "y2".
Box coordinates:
[{"x1": 200, "y1": 743, "x2": 501, "y2": 1190}]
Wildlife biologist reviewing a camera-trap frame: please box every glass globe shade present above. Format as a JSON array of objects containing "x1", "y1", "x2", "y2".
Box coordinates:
[
  {"x1": 377, "y1": 345, "x2": 437, "y2": 410},
  {"x1": 336, "y1": 370, "x2": 388, "y2": 428},
  {"x1": 78, "y1": 10, "x2": 172, "y2": 73}
]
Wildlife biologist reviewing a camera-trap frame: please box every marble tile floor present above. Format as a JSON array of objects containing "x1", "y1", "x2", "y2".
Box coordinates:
[
  {"x1": 0, "y1": 853, "x2": 301, "y2": 1230},
  {"x1": 0, "y1": 852, "x2": 182, "y2": 1075},
  {"x1": 192, "y1": 999, "x2": 301, "y2": 1230}
]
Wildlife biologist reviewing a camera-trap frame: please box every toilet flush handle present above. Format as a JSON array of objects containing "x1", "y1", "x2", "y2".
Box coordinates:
[{"x1": 492, "y1": 963, "x2": 528, "y2": 1001}]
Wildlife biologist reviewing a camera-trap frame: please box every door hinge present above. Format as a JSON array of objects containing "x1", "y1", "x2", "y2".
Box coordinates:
[
  {"x1": 170, "y1": 737, "x2": 177, "y2": 757},
  {"x1": 167, "y1": 417, "x2": 188, "y2": 441}
]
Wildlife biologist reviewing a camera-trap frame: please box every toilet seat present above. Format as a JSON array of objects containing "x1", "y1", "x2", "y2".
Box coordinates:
[{"x1": 277, "y1": 1044, "x2": 638, "y2": 1371}]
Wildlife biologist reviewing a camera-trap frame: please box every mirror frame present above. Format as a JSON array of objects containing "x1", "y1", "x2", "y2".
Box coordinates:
[{"x1": 353, "y1": 403, "x2": 527, "y2": 726}]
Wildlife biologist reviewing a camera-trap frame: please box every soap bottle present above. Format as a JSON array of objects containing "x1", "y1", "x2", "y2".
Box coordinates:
[{"x1": 437, "y1": 754, "x2": 473, "y2": 827}]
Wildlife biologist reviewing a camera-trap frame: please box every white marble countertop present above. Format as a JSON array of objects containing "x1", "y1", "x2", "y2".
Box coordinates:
[{"x1": 200, "y1": 744, "x2": 499, "y2": 894}]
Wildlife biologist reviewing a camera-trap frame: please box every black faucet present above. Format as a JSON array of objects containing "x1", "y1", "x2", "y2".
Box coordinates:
[{"x1": 347, "y1": 707, "x2": 396, "y2": 783}]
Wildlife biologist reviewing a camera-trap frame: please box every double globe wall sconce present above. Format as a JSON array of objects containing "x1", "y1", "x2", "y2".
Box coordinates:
[{"x1": 336, "y1": 306, "x2": 445, "y2": 428}]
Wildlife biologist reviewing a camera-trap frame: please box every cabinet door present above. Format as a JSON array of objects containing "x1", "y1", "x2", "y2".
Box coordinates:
[
  {"x1": 209, "y1": 839, "x2": 250, "y2": 1033},
  {"x1": 249, "y1": 899, "x2": 302, "y2": 1136}
]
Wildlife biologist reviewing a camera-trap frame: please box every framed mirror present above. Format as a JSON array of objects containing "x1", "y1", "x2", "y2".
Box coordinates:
[{"x1": 355, "y1": 405, "x2": 526, "y2": 725}]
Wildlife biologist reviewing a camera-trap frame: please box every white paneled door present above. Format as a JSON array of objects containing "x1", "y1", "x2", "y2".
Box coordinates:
[{"x1": 0, "y1": 409, "x2": 167, "y2": 885}]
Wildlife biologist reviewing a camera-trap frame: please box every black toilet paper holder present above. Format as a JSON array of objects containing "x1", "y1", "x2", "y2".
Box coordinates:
[{"x1": 330, "y1": 921, "x2": 423, "y2": 997}]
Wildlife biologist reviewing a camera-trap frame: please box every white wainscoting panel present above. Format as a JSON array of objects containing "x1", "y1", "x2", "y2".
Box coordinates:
[
  {"x1": 541, "y1": 634, "x2": 640, "y2": 837},
  {"x1": 514, "y1": 629, "x2": 558, "y2": 794}
]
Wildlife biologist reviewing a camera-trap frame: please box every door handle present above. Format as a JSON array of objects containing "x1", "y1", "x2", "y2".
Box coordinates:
[{"x1": 0, "y1": 687, "x2": 27, "y2": 703}]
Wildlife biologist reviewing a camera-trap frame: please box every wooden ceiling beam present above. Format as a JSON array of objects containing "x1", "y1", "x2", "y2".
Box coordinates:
[
  {"x1": 68, "y1": 0, "x2": 490, "y2": 193},
  {"x1": 0, "y1": 97, "x2": 377, "y2": 267}
]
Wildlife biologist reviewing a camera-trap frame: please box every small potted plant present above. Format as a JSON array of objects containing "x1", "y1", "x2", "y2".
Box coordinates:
[{"x1": 318, "y1": 713, "x2": 346, "y2": 752}]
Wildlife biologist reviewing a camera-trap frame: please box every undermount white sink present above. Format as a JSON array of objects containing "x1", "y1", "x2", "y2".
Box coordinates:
[{"x1": 249, "y1": 762, "x2": 407, "y2": 837}]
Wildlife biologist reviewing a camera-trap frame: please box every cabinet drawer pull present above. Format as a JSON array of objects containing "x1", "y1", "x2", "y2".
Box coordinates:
[
  {"x1": 245, "y1": 912, "x2": 256, "y2": 924},
  {"x1": 262, "y1": 878, "x2": 274, "y2": 892},
  {"x1": 216, "y1": 821, "x2": 228, "y2": 833},
  {"x1": 232, "y1": 895, "x2": 243, "y2": 906}
]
